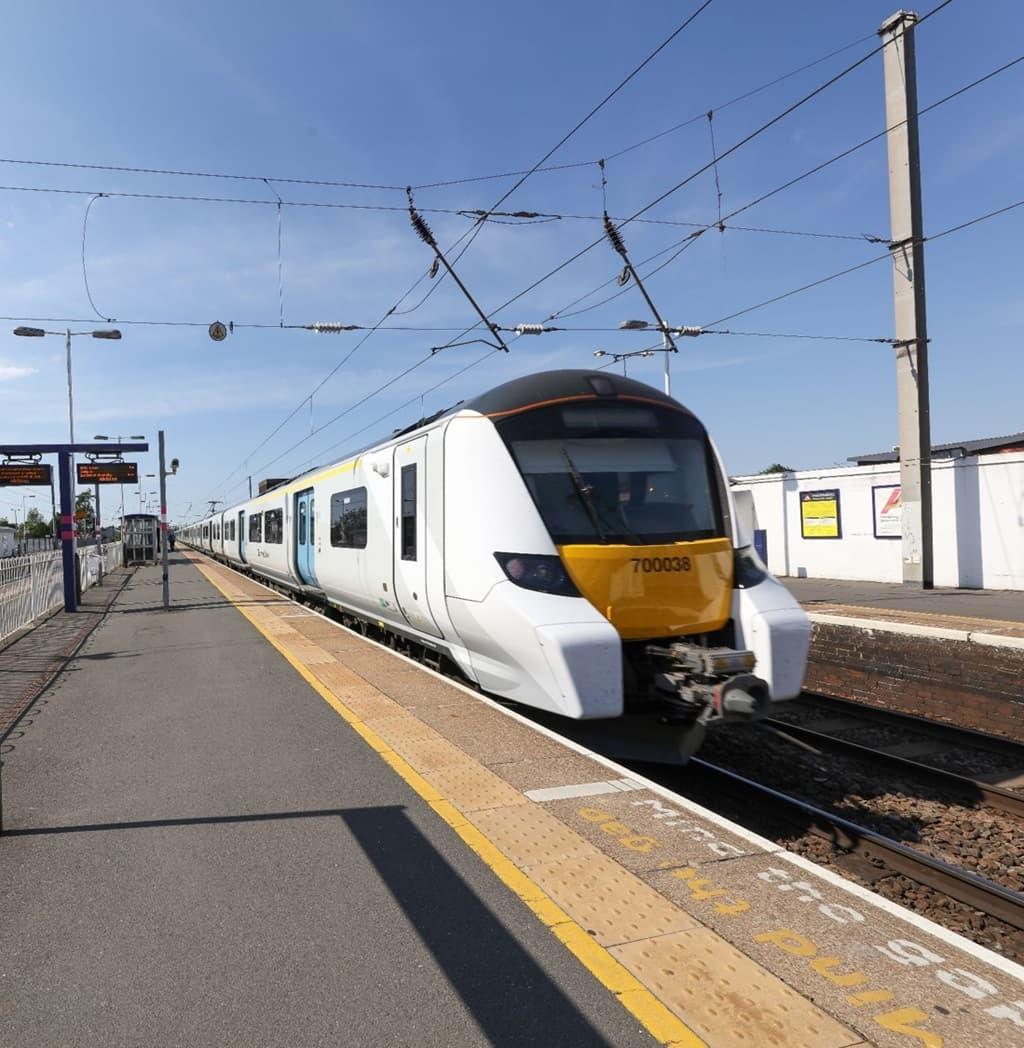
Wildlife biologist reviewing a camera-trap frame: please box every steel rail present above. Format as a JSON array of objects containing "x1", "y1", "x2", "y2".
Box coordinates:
[
  {"x1": 687, "y1": 757, "x2": 1024, "y2": 931},
  {"x1": 764, "y1": 718, "x2": 1024, "y2": 819},
  {"x1": 794, "y1": 692, "x2": 1024, "y2": 761}
]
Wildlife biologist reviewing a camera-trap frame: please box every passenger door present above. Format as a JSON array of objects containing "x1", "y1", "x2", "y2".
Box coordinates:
[
  {"x1": 295, "y1": 488, "x2": 318, "y2": 586},
  {"x1": 392, "y1": 437, "x2": 442, "y2": 638},
  {"x1": 238, "y1": 511, "x2": 246, "y2": 562}
]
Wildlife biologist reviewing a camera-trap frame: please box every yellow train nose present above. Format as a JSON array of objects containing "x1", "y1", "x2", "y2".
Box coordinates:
[{"x1": 558, "y1": 538, "x2": 733, "y2": 639}]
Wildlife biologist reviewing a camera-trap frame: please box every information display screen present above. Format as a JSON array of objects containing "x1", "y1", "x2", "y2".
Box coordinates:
[
  {"x1": 77, "y1": 462, "x2": 139, "y2": 485},
  {"x1": 0, "y1": 463, "x2": 53, "y2": 487}
]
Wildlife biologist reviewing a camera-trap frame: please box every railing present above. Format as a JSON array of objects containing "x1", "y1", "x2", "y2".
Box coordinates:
[{"x1": 0, "y1": 542, "x2": 124, "y2": 643}]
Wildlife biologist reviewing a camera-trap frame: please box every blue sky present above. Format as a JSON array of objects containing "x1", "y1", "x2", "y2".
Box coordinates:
[{"x1": 0, "y1": 0, "x2": 1021, "y2": 525}]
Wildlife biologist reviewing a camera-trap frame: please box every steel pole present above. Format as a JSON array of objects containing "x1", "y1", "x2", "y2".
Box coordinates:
[
  {"x1": 881, "y1": 10, "x2": 933, "y2": 588},
  {"x1": 158, "y1": 430, "x2": 170, "y2": 609},
  {"x1": 58, "y1": 450, "x2": 76, "y2": 611},
  {"x1": 94, "y1": 481, "x2": 103, "y2": 585},
  {"x1": 65, "y1": 330, "x2": 79, "y2": 578},
  {"x1": 662, "y1": 328, "x2": 672, "y2": 397},
  {"x1": 49, "y1": 469, "x2": 57, "y2": 550}
]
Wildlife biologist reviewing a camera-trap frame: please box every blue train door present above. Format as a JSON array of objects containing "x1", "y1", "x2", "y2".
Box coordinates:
[
  {"x1": 238, "y1": 511, "x2": 247, "y2": 562},
  {"x1": 295, "y1": 488, "x2": 318, "y2": 586}
]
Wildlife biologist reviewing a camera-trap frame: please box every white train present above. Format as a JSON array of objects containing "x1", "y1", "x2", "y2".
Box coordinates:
[{"x1": 182, "y1": 370, "x2": 810, "y2": 756}]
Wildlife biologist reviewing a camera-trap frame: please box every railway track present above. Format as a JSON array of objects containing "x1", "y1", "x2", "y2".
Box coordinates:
[
  {"x1": 762, "y1": 716, "x2": 1024, "y2": 818},
  {"x1": 781, "y1": 691, "x2": 1024, "y2": 768},
  {"x1": 680, "y1": 757, "x2": 1024, "y2": 932}
]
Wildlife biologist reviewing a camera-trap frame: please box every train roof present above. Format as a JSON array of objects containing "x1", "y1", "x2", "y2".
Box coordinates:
[
  {"x1": 194, "y1": 370, "x2": 699, "y2": 523},
  {"x1": 458, "y1": 369, "x2": 694, "y2": 419}
]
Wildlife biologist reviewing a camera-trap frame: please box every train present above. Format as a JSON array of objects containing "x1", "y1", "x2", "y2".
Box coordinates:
[{"x1": 181, "y1": 370, "x2": 811, "y2": 757}]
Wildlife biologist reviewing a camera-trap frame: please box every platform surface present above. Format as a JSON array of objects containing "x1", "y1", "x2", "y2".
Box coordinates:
[
  {"x1": 3, "y1": 554, "x2": 1024, "y2": 1047},
  {"x1": 784, "y1": 576, "x2": 1024, "y2": 622},
  {"x1": 0, "y1": 559, "x2": 655, "y2": 1047},
  {"x1": 784, "y1": 577, "x2": 1024, "y2": 638}
]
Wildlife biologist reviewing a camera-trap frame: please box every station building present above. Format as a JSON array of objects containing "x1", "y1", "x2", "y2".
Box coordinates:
[{"x1": 731, "y1": 432, "x2": 1024, "y2": 591}]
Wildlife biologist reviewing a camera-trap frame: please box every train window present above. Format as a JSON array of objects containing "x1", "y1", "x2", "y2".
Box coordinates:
[
  {"x1": 497, "y1": 400, "x2": 724, "y2": 546},
  {"x1": 330, "y1": 487, "x2": 367, "y2": 549},
  {"x1": 249, "y1": 512, "x2": 263, "y2": 543},
  {"x1": 309, "y1": 500, "x2": 315, "y2": 545},
  {"x1": 264, "y1": 509, "x2": 283, "y2": 544},
  {"x1": 298, "y1": 502, "x2": 306, "y2": 544},
  {"x1": 228, "y1": 520, "x2": 235, "y2": 542},
  {"x1": 400, "y1": 465, "x2": 417, "y2": 561},
  {"x1": 214, "y1": 523, "x2": 220, "y2": 540}
]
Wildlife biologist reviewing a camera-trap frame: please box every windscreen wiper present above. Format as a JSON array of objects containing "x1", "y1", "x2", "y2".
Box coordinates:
[{"x1": 562, "y1": 449, "x2": 607, "y2": 543}]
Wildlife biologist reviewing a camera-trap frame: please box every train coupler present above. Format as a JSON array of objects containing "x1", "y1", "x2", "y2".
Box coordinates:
[{"x1": 647, "y1": 642, "x2": 769, "y2": 723}]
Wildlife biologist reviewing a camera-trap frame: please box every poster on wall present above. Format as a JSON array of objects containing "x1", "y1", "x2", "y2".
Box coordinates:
[
  {"x1": 800, "y1": 489, "x2": 842, "y2": 539},
  {"x1": 872, "y1": 484, "x2": 902, "y2": 538}
]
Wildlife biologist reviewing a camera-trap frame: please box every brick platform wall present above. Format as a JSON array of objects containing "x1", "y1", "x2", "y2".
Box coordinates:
[{"x1": 804, "y1": 622, "x2": 1024, "y2": 742}]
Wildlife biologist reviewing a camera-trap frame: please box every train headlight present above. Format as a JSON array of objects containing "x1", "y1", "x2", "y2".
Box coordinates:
[
  {"x1": 494, "y1": 553, "x2": 580, "y2": 597},
  {"x1": 733, "y1": 545, "x2": 768, "y2": 589}
]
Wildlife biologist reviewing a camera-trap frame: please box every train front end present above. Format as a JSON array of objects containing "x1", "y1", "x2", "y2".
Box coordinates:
[{"x1": 483, "y1": 370, "x2": 810, "y2": 753}]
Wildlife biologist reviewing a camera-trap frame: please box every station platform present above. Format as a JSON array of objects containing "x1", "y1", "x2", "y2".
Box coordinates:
[
  {"x1": 784, "y1": 577, "x2": 1024, "y2": 641},
  {"x1": 783, "y1": 578, "x2": 1024, "y2": 741},
  {"x1": 2, "y1": 555, "x2": 1023, "y2": 1047}
]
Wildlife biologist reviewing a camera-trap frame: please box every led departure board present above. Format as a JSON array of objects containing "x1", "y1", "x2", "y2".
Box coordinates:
[
  {"x1": 0, "y1": 463, "x2": 52, "y2": 487},
  {"x1": 77, "y1": 462, "x2": 139, "y2": 484}
]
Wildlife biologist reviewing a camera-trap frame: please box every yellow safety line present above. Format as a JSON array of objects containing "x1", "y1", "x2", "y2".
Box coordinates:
[{"x1": 192, "y1": 555, "x2": 704, "y2": 1048}]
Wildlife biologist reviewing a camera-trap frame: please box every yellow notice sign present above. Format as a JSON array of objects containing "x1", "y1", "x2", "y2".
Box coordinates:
[{"x1": 800, "y1": 489, "x2": 841, "y2": 539}]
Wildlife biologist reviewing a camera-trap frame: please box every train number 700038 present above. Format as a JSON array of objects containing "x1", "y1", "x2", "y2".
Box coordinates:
[{"x1": 631, "y1": 556, "x2": 691, "y2": 574}]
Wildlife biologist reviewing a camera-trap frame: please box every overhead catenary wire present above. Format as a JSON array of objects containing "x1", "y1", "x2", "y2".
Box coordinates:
[
  {"x1": 544, "y1": 46, "x2": 1023, "y2": 323},
  {"x1": 81, "y1": 194, "x2": 108, "y2": 321},
  {"x1": 0, "y1": 28, "x2": 877, "y2": 196},
  {"x1": 7, "y1": 45, "x2": 1017, "y2": 343},
  {"x1": 209, "y1": 3, "x2": 719, "y2": 499},
  {"x1": 702, "y1": 195, "x2": 1024, "y2": 328},
  {"x1": 0, "y1": 179, "x2": 881, "y2": 244},
  {"x1": 418, "y1": 0, "x2": 719, "y2": 330},
  {"x1": 441, "y1": 0, "x2": 960, "y2": 342}
]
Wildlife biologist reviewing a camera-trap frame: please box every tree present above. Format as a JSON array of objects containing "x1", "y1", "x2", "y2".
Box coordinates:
[
  {"x1": 24, "y1": 507, "x2": 51, "y2": 538},
  {"x1": 759, "y1": 463, "x2": 795, "y2": 474}
]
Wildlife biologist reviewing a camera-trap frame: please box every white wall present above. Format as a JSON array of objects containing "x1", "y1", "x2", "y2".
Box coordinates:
[{"x1": 731, "y1": 451, "x2": 1024, "y2": 591}]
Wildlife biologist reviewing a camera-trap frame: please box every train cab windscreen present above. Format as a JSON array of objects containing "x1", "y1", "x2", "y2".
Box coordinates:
[{"x1": 497, "y1": 401, "x2": 724, "y2": 546}]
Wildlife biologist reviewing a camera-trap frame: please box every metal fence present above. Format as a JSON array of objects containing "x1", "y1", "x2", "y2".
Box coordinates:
[{"x1": 0, "y1": 542, "x2": 123, "y2": 643}]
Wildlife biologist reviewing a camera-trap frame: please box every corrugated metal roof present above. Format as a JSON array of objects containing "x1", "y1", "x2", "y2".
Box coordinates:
[{"x1": 849, "y1": 432, "x2": 1024, "y2": 464}]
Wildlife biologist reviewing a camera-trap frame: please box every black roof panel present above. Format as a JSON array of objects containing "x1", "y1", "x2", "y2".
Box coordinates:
[{"x1": 461, "y1": 369, "x2": 695, "y2": 418}]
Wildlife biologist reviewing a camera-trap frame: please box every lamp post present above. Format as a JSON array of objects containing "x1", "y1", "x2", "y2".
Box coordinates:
[
  {"x1": 20, "y1": 493, "x2": 36, "y2": 552},
  {"x1": 13, "y1": 326, "x2": 122, "y2": 565},
  {"x1": 94, "y1": 433, "x2": 145, "y2": 523},
  {"x1": 592, "y1": 347, "x2": 657, "y2": 377},
  {"x1": 616, "y1": 320, "x2": 703, "y2": 397},
  {"x1": 157, "y1": 431, "x2": 179, "y2": 609}
]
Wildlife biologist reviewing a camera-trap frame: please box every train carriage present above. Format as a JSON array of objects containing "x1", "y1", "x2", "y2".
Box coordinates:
[{"x1": 181, "y1": 370, "x2": 811, "y2": 757}]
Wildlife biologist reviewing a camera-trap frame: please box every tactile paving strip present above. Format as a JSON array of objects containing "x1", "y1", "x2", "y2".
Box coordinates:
[
  {"x1": 611, "y1": 929, "x2": 858, "y2": 1048},
  {"x1": 423, "y1": 761, "x2": 529, "y2": 814},
  {"x1": 469, "y1": 803, "x2": 599, "y2": 869},
  {"x1": 528, "y1": 854, "x2": 699, "y2": 947}
]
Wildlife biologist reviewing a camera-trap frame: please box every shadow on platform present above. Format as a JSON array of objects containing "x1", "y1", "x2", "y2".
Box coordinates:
[{"x1": 4, "y1": 803, "x2": 612, "y2": 1046}]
